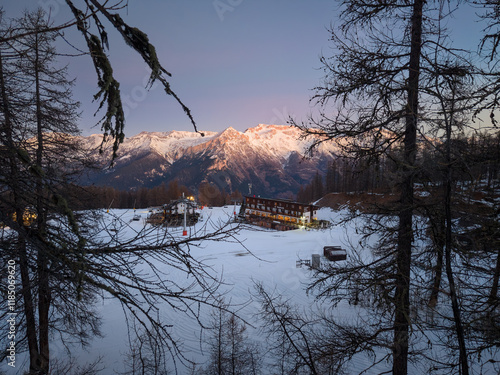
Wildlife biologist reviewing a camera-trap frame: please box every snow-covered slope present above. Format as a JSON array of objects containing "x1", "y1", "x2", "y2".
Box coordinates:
[
  {"x1": 79, "y1": 124, "x2": 340, "y2": 195},
  {"x1": 246, "y1": 124, "x2": 317, "y2": 159},
  {"x1": 6, "y1": 207, "x2": 495, "y2": 374}
]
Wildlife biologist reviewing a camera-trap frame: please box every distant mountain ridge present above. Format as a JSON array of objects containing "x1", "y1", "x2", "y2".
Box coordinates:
[{"x1": 79, "y1": 124, "x2": 340, "y2": 197}]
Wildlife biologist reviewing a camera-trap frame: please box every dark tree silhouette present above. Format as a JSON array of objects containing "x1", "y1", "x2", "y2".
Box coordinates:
[
  {"x1": 290, "y1": 1, "x2": 497, "y2": 374},
  {"x1": 0, "y1": 7, "x2": 238, "y2": 374}
]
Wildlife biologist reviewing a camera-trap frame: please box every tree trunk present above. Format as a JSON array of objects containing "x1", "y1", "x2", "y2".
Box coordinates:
[
  {"x1": 0, "y1": 49, "x2": 43, "y2": 374},
  {"x1": 489, "y1": 246, "x2": 500, "y2": 306},
  {"x1": 444, "y1": 76, "x2": 469, "y2": 375},
  {"x1": 444, "y1": 190, "x2": 469, "y2": 375},
  {"x1": 19, "y1": 241, "x2": 44, "y2": 374},
  {"x1": 34, "y1": 30, "x2": 51, "y2": 375},
  {"x1": 393, "y1": 1, "x2": 423, "y2": 374},
  {"x1": 429, "y1": 216, "x2": 445, "y2": 308}
]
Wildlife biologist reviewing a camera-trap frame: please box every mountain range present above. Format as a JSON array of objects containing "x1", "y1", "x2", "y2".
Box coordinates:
[{"x1": 79, "y1": 124, "x2": 340, "y2": 198}]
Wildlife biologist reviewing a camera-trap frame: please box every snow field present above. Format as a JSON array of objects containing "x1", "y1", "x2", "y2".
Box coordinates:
[
  {"x1": 86, "y1": 206, "x2": 355, "y2": 373},
  {"x1": 4, "y1": 206, "x2": 498, "y2": 374}
]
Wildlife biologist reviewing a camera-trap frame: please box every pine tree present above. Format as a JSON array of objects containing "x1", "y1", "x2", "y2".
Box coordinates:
[
  {"x1": 0, "y1": 8, "x2": 238, "y2": 373},
  {"x1": 291, "y1": 1, "x2": 480, "y2": 373},
  {"x1": 202, "y1": 305, "x2": 261, "y2": 375}
]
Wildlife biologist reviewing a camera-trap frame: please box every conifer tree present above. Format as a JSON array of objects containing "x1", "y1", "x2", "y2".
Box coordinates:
[
  {"x1": 291, "y1": 1, "x2": 482, "y2": 373},
  {"x1": 0, "y1": 10, "x2": 97, "y2": 373},
  {"x1": 0, "y1": 8, "x2": 237, "y2": 374}
]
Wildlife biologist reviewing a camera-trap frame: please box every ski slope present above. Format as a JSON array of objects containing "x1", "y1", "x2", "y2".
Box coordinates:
[{"x1": 3, "y1": 206, "x2": 499, "y2": 374}]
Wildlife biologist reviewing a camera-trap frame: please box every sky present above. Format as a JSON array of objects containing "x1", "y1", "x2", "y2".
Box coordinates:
[
  {"x1": 1, "y1": 1, "x2": 490, "y2": 137},
  {"x1": 2, "y1": 0, "x2": 338, "y2": 136}
]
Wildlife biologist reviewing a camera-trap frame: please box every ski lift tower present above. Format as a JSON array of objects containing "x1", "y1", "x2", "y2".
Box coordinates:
[
  {"x1": 181, "y1": 193, "x2": 188, "y2": 236},
  {"x1": 231, "y1": 198, "x2": 241, "y2": 217}
]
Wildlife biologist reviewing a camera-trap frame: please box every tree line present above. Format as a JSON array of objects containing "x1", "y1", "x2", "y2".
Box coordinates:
[
  {"x1": 65, "y1": 180, "x2": 244, "y2": 210},
  {"x1": 297, "y1": 131, "x2": 500, "y2": 204}
]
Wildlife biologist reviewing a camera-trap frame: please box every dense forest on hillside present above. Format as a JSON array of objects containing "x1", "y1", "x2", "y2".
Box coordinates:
[
  {"x1": 65, "y1": 180, "x2": 244, "y2": 209},
  {"x1": 297, "y1": 131, "x2": 500, "y2": 204}
]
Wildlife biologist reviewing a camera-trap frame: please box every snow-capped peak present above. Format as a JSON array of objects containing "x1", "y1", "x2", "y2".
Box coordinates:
[{"x1": 78, "y1": 124, "x2": 342, "y2": 194}]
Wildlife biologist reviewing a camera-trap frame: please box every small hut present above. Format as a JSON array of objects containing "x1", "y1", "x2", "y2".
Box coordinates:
[
  {"x1": 147, "y1": 198, "x2": 199, "y2": 227},
  {"x1": 323, "y1": 246, "x2": 347, "y2": 261}
]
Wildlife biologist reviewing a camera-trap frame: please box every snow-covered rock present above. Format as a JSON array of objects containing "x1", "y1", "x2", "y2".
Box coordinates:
[{"x1": 78, "y1": 124, "x2": 341, "y2": 195}]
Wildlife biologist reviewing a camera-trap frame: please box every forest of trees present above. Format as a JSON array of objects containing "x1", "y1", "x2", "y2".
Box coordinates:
[
  {"x1": 67, "y1": 181, "x2": 244, "y2": 210},
  {"x1": 289, "y1": 1, "x2": 500, "y2": 374},
  {"x1": 297, "y1": 131, "x2": 500, "y2": 204}
]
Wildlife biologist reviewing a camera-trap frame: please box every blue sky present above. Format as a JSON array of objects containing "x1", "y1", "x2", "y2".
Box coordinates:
[
  {"x1": 1, "y1": 1, "x2": 491, "y2": 137},
  {"x1": 3, "y1": 0, "x2": 336, "y2": 136}
]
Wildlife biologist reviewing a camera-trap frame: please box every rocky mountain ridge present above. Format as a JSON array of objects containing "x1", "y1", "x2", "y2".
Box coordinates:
[{"x1": 79, "y1": 124, "x2": 339, "y2": 197}]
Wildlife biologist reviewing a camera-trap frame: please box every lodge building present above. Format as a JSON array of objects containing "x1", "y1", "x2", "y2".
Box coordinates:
[
  {"x1": 243, "y1": 196, "x2": 319, "y2": 229},
  {"x1": 147, "y1": 197, "x2": 199, "y2": 226}
]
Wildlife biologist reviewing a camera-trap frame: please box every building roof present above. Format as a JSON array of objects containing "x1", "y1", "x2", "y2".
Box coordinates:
[{"x1": 244, "y1": 196, "x2": 319, "y2": 209}]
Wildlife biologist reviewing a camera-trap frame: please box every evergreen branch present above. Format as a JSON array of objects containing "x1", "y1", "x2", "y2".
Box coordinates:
[
  {"x1": 65, "y1": 0, "x2": 125, "y2": 160},
  {"x1": 86, "y1": 0, "x2": 201, "y2": 136}
]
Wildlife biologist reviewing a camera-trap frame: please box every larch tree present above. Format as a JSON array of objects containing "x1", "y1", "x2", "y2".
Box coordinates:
[
  {"x1": 291, "y1": 1, "x2": 487, "y2": 374},
  {"x1": 0, "y1": 9, "x2": 100, "y2": 373},
  {"x1": 201, "y1": 302, "x2": 262, "y2": 375},
  {"x1": 292, "y1": 1, "x2": 425, "y2": 372},
  {"x1": 0, "y1": 5, "x2": 239, "y2": 375},
  {"x1": 0, "y1": 0, "x2": 201, "y2": 160}
]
